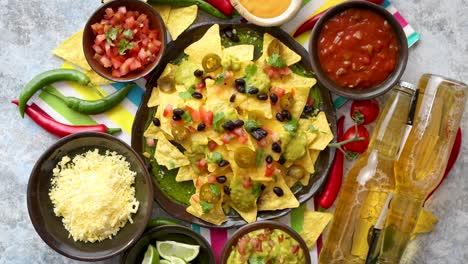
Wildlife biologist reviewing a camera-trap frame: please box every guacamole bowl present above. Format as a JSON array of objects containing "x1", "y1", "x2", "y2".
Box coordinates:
[{"x1": 220, "y1": 221, "x2": 311, "y2": 264}]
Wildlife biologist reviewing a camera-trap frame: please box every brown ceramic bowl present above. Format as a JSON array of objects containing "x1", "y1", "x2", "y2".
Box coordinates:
[
  {"x1": 309, "y1": 1, "x2": 408, "y2": 99},
  {"x1": 83, "y1": 0, "x2": 167, "y2": 82},
  {"x1": 122, "y1": 225, "x2": 216, "y2": 264},
  {"x1": 27, "y1": 132, "x2": 154, "y2": 261},
  {"x1": 220, "y1": 221, "x2": 311, "y2": 264}
]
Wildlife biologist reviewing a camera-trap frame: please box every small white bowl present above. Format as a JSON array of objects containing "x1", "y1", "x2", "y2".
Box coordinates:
[{"x1": 231, "y1": 0, "x2": 302, "y2": 26}]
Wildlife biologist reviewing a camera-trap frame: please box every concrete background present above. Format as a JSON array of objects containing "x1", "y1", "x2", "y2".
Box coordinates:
[{"x1": 0, "y1": 0, "x2": 467, "y2": 263}]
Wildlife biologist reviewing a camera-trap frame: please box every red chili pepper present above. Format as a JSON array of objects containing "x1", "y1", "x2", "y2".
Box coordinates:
[
  {"x1": 425, "y1": 128, "x2": 462, "y2": 202},
  {"x1": 204, "y1": 0, "x2": 233, "y2": 16},
  {"x1": 318, "y1": 116, "x2": 345, "y2": 209},
  {"x1": 293, "y1": 0, "x2": 385, "y2": 37},
  {"x1": 12, "y1": 100, "x2": 121, "y2": 137}
]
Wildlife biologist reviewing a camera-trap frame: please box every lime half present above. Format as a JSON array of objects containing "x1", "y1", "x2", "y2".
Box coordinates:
[
  {"x1": 159, "y1": 260, "x2": 171, "y2": 264},
  {"x1": 167, "y1": 257, "x2": 186, "y2": 264},
  {"x1": 142, "y1": 244, "x2": 160, "y2": 264},
  {"x1": 156, "y1": 241, "x2": 200, "y2": 262}
]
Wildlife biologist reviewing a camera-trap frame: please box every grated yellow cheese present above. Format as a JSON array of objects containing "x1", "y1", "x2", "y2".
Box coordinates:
[{"x1": 49, "y1": 149, "x2": 139, "y2": 243}]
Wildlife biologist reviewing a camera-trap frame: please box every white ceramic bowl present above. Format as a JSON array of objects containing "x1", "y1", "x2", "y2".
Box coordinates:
[{"x1": 231, "y1": 0, "x2": 302, "y2": 26}]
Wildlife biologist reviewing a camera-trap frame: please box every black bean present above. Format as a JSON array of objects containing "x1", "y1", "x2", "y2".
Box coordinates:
[
  {"x1": 152, "y1": 117, "x2": 161, "y2": 126},
  {"x1": 197, "y1": 123, "x2": 206, "y2": 131},
  {"x1": 250, "y1": 128, "x2": 268, "y2": 141},
  {"x1": 270, "y1": 93, "x2": 278, "y2": 103},
  {"x1": 194, "y1": 69, "x2": 204, "y2": 77},
  {"x1": 192, "y1": 92, "x2": 203, "y2": 99},
  {"x1": 275, "y1": 112, "x2": 285, "y2": 122},
  {"x1": 273, "y1": 187, "x2": 284, "y2": 197},
  {"x1": 236, "y1": 85, "x2": 246, "y2": 93},
  {"x1": 230, "y1": 93, "x2": 236, "y2": 102},
  {"x1": 223, "y1": 186, "x2": 231, "y2": 195},
  {"x1": 222, "y1": 26, "x2": 240, "y2": 42},
  {"x1": 235, "y1": 78, "x2": 246, "y2": 86},
  {"x1": 260, "y1": 184, "x2": 266, "y2": 191},
  {"x1": 172, "y1": 114, "x2": 181, "y2": 121},
  {"x1": 281, "y1": 110, "x2": 292, "y2": 120},
  {"x1": 248, "y1": 87, "x2": 259, "y2": 94},
  {"x1": 219, "y1": 160, "x2": 230, "y2": 167},
  {"x1": 257, "y1": 93, "x2": 268, "y2": 100},
  {"x1": 146, "y1": 162, "x2": 152, "y2": 172},
  {"x1": 173, "y1": 108, "x2": 184, "y2": 116},
  {"x1": 265, "y1": 155, "x2": 273, "y2": 164},
  {"x1": 233, "y1": 119, "x2": 244, "y2": 127},
  {"x1": 222, "y1": 121, "x2": 235, "y2": 131},
  {"x1": 272, "y1": 142, "x2": 282, "y2": 153},
  {"x1": 303, "y1": 105, "x2": 314, "y2": 114},
  {"x1": 278, "y1": 155, "x2": 286, "y2": 164},
  {"x1": 216, "y1": 175, "x2": 227, "y2": 184}
]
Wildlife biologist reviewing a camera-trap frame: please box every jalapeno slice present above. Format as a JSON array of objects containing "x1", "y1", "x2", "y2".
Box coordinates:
[
  {"x1": 200, "y1": 183, "x2": 221, "y2": 203},
  {"x1": 202, "y1": 53, "x2": 222, "y2": 73},
  {"x1": 279, "y1": 93, "x2": 294, "y2": 109},
  {"x1": 287, "y1": 165, "x2": 306, "y2": 180},
  {"x1": 171, "y1": 126, "x2": 190, "y2": 141},
  {"x1": 234, "y1": 147, "x2": 256, "y2": 168},
  {"x1": 158, "y1": 74, "x2": 176, "y2": 93}
]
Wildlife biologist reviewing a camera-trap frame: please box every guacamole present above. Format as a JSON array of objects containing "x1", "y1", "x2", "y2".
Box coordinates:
[{"x1": 227, "y1": 229, "x2": 306, "y2": 264}]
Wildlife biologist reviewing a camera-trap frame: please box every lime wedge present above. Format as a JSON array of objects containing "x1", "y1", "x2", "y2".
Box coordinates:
[
  {"x1": 156, "y1": 241, "x2": 200, "y2": 262},
  {"x1": 168, "y1": 257, "x2": 186, "y2": 264},
  {"x1": 159, "y1": 260, "x2": 171, "y2": 264},
  {"x1": 142, "y1": 244, "x2": 160, "y2": 264}
]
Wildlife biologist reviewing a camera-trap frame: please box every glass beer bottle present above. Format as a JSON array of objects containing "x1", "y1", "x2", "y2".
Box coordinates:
[{"x1": 319, "y1": 82, "x2": 416, "y2": 264}]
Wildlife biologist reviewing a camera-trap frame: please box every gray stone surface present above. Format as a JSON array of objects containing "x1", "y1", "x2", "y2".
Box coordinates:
[{"x1": 0, "y1": 0, "x2": 467, "y2": 263}]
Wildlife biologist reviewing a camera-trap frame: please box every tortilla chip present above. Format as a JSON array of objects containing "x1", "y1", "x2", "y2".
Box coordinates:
[
  {"x1": 84, "y1": 69, "x2": 113, "y2": 85},
  {"x1": 411, "y1": 208, "x2": 438, "y2": 240},
  {"x1": 148, "y1": 64, "x2": 178, "y2": 107},
  {"x1": 299, "y1": 118, "x2": 319, "y2": 145},
  {"x1": 143, "y1": 122, "x2": 166, "y2": 140},
  {"x1": 151, "y1": 5, "x2": 171, "y2": 24},
  {"x1": 176, "y1": 165, "x2": 194, "y2": 182},
  {"x1": 274, "y1": 72, "x2": 317, "y2": 88},
  {"x1": 300, "y1": 211, "x2": 333, "y2": 248},
  {"x1": 309, "y1": 112, "x2": 334, "y2": 150},
  {"x1": 301, "y1": 150, "x2": 320, "y2": 185},
  {"x1": 186, "y1": 200, "x2": 227, "y2": 225},
  {"x1": 53, "y1": 30, "x2": 91, "y2": 71},
  {"x1": 185, "y1": 24, "x2": 222, "y2": 64},
  {"x1": 154, "y1": 137, "x2": 190, "y2": 169},
  {"x1": 230, "y1": 202, "x2": 258, "y2": 223},
  {"x1": 258, "y1": 175, "x2": 299, "y2": 211},
  {"x1": 259, "y1": 33, "x2": 301, "y2": 66},
  {"x1": 167, "y1": 5, "x2": 198, "y2": 40},
  {"x1": 223, "y1": 45, "x2": 254, "y2": 62}
]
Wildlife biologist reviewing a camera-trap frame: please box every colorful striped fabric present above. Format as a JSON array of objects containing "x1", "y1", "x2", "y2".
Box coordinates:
[{"x1": 28, "y1": 1, "x2": 418, "y2": 263}]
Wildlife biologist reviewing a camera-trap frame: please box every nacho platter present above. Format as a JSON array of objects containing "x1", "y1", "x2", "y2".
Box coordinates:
[{"x1": 132, "y1": 22, "x2": 336, "y2": 228}]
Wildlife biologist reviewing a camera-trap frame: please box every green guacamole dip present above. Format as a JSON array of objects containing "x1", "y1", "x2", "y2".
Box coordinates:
[{"x1": 227, "y1": 228, "x2": 306, "y2": 264}]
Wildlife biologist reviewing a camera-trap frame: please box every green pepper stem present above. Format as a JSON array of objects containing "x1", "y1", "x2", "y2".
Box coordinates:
[
  {"x1": 106, "y1": 127, "x2": 122, "y2": 134},
  {"x1": 88, "y1": 83, "x2": 105, "y2": 98},
  {"x1": 41, "y1": 85, "x2": 68, "y2": 101},
  {"x1": 328, "y1": 136, "x2": 365, "y2": 148}
]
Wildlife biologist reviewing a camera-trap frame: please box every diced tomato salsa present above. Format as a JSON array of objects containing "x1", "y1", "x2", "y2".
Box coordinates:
[
  {"x1": 91, "y1": 6, "x2": 162, "y2": 78},
  {"x1": 318, "y1": 8, "x2": 398, "y2": 89}
]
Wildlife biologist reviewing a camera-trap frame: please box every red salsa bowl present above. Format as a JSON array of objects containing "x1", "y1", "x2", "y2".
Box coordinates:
[
  {"x1": 83, "y1": 0, "x2": 167, "y2": 82},
  {"x1": 309, "y1": 1, "x2": 408, "y2": 99}
]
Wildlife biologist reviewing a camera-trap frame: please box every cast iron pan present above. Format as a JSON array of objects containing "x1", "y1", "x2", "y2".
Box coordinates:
[{"x1": 131, "y1": 22, "x2": 336, "y2": 228}]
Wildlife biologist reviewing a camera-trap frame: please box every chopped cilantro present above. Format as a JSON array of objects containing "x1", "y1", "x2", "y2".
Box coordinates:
[
  {"x1": 244, "y1": 119, "x2": 259, "y2": 132},
  {"x1": 267, "y1": 53, "x2": 287, "y2": 68},
  {"x1": 309, "y1": 85, "x2": 322, "y2": 108},
  {"x1": 181, "y1": 111, "x2": 192, "y2": 123},
  {"x1": 200, "y1": 201, "x2": 214, "y2": 213},
  {"x1": 309, "y1": 124, "x2": 325, "y2": 134},
  {"x1": 252, "y1": 183, "x2": 263, "y2": 198},
  {"x1": 122, "y1": 29, "x2": 134, "y2": 39},
  {"x1": 255, "y1": 149, "x2": 265, "y2": 167},
  {"x1": 212, "y1": 112, "x2": 225, "y2": 132},
  {"x1": 178, "y1": 91, "x2": 192, "y2": 99},
  {"x1": 215, "y1": 72, "x2": 226, "y2": 86},
  {"x1": 118, "y1": 39, "x2": 134, "y2": 55},
  {"x1": 248, "y1": 255, "x2": 266, "y2": 264},
  {"x1": 168, "y1": 160, "x2": 175, "y2": 169},
  {"x1": 210, "y1": 184, "x2": 220, "y2": 196},
  {"x1": 244, "y1": 64, "x2": 257, "y2": 80},
  {"x1": 207, "y1": 152, "x2": 223, "y2": 163},
  {"x1": 284, "y1": 119, "x2": 299, "y2": 135},
  {"x1": 105, "y1": 26, "x2": 119, "y2": 46}
]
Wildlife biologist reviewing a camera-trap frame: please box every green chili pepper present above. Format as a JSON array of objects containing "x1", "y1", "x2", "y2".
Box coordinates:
[
  {"x1": 147, "y1": 0, "x2": 230, "y2": 19},
  {"x1": 18, "y1": 69, "x2": 98, "y2": 118},
  {"x1": 42, "y1": 83, "x2": 136, "y2": 115},
  {"x1": 145, "y1": 217, "x2": 180, "y2": 231}
]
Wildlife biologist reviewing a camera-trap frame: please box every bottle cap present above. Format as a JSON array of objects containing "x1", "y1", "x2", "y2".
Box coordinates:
[{"x1": 395, "y1": 81, "x2": 416, "y2": 95}]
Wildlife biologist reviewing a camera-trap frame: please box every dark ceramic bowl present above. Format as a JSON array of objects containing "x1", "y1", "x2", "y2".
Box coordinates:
[
  {"x1": 83, "y1": 0, "x2": 167, "y2": 82},
  {"x1": 220, "y1": 221, "x2": 311, "y2": 264},
  {"x1": 27, "y1": 132, "x2": 154, "y2": 261},
  {"x1": 131, "y1": 22, "x2": 337, "y2": 228},
  {"x1": 122, "y1": 225, "x2": 216, "y2": 264},
  {"x1": 309, "y1": 1, "x2": 408, "y2": 99}
]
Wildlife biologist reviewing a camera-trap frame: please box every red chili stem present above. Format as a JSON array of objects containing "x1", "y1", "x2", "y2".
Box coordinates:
[
  {"x1": 319, "y1": 116, "x2": 345, "y2": 208},
  {"x1": 204, "y1": 0, "x2": 233, "y2": 16},
  {"x1": 11, "y1": 100, "x2": 121, "y2": 137},
  {"x1": 424, "y1": 128, "x2": 462, "y2": 203}
]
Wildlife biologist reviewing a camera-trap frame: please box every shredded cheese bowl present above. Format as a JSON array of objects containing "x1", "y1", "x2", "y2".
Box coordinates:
[{"x1": 27, "y1": 132, "x2": 153, "y2": 261}]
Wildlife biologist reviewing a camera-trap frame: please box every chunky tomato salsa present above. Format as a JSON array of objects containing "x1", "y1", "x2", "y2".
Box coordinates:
[
  {"x1": 318, "y1": 8, "x2": 398, "y2": 89},
  {"x1": 91, "y1": 6, "x2": 162, "y2": 78}
]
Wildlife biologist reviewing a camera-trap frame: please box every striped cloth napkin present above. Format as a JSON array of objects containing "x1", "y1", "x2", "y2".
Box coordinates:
[{"x1": 28, "y1": 1, "x2": 418, "y2": 263}]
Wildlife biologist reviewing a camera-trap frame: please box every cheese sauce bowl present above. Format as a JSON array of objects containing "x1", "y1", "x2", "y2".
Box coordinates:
[
  {"x1": 27, "y1": 132, "x2": 154, "y2": 261},
  {"x1": 230, "y1": 0, "x2": 302, "y2": 26}
]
